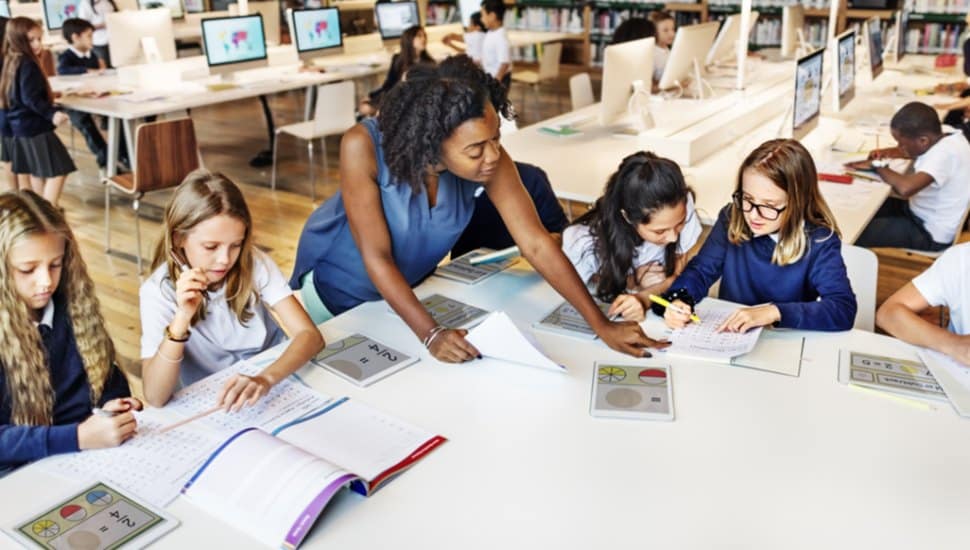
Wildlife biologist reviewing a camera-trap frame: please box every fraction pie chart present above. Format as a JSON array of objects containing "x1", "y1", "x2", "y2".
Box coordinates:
[
  {"x1": 598, "y1": 366, "x2": 626, "y2": 383},
  {"x1": 86, "y1": 490, "x2": 112, "y2": 506},
  {"x1": 60, "y1": 504, "x2": 87, "y2": 522},
  {"x1": 639, "y1": 368, "x2": 667, "y2": 386},
  {"x1": 31, "y1": 520, "x2": 59, "y2": 537}
]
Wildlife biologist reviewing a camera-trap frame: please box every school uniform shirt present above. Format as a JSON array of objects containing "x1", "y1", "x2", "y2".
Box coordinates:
[
  {"x1": 0, "y1": 293, "x2": 131, "y2": 469},
  {"x1": 78, "y1": 0, "x2": 113, "y2": 47},
  {"x1": 667, "y1": 205, "x2": 857, "y2": 331},
  {"x1": 562, "y1": 194, "x2": 702, "y2": 284},
  {"x1": 481, "y1": 27, "x2": 511, "y2": 78},
  {"x1": 5, "y1": 59, "x2": 57, "y2": 138},
  {"x1": 57, "y1": 47, "x2": 101, "y2": 76},
  {"x1": 913, "y1": 242, "x2": 970, "y2": 335},
  {"x1": 290, "y1": 117, "x2": 478, "y2": 315},
  {"x1": 909, "y1": 132, "x2": 970, "y2": 245},
  {"x1": 464, "y1": 30, "x2": 485, "y2": 61},
  {"x1": 653, "y1": 45, "x2": 669, "y2": 82},
  {"x1": 140, "y1": 249, "x2": 292, "y2": 387}
]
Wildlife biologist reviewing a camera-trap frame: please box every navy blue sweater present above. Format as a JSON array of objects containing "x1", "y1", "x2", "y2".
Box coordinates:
[
  {"x1": 0, "y1": 293, "x2": 131, "y2": 469},
  {"x1": 5, "y1": 59, "x2": 58, "y2": 138},
  {"x1": 668, "y1": 206, "x2": 857, "y2": 331},
  {"x1": 57, "y1": 48, "x2": 101, "y2": 76}
]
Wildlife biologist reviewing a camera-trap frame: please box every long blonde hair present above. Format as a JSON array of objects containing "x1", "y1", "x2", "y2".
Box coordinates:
[
  {"x1": 0, "y1": 191, "x2": 115, "y2": 425},
  {"x1": 150, "y1": 171, "x2": 257, "y2": 326},
  {"x1": 728, "y1": 139, "x2": 840, "y2": 265}
]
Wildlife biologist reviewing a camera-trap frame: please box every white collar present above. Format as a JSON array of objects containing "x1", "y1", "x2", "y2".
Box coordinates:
[
  {"x1": 769, "y1": 233, "x2": 780, "y2": 243},
  {"x1": 35, "y1": 300, "x2": 54, "y2": 329},
  {"x1": 69, "y1": 46, "x2": 91, "y2": 59}
]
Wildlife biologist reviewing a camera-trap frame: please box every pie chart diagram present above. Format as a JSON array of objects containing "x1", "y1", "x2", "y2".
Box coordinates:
[
  {"x1": 638, "y1": 368, "x2": 667, "y2": 386},
  {"x1": 598, "y1": 366, "x2": 626, "y2": 383},
  {"x1": 31, "y1": 520, "x2": 59, "y2": 538},
  {"x1": 60, "y1": 504, "x2": 87, "y2": 522},
  {"x1": 86, "y1": 490, "x2": 112, "y2": 506}
]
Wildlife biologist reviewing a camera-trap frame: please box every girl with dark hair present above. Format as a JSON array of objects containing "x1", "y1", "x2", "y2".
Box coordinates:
[
  {"x1": 359, "y1": 25, "x2": 435, "y2": 117},
  {"x1": 292, "y1": 55, "x2": 663, "y2": 362},
  {"x1": 563, "y1": 151, "x2": 701, "y2": 322}
]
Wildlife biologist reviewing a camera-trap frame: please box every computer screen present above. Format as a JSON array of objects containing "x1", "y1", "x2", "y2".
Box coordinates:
[
  {"x1": 457, "y1": 0, "x2": 479, "y2": 27},
  {"x1": 599, "y1": 37, "x2": 654, "y2": 126},
  {"x1": 867, "y1": 17, "x2": 883, "y2": 80},
  {"x1": 375, "y1": 1, "x2": 420, "y2": 41},
  {"x1": 793, "y1": 47, "x2": 824, "y2": 141},
  {"x1": 835, "y1": 30, "x2": 855, "y2": 112},
  {"x1": 706, "y1": 11, "x2": 760, "y2": 66},
  {"x1": 292, "y1": 8, "x2": 342, "y2": 55},
  {"x1": 137, "y1": 0, "x2": 184, "y2": 19},
  {"x1": 894, "y1": 10, "x2": 907, "y2": 62},
  {"x1": 0, "y1": 1, "x2": 10, "y2": 18},
  {"x1": 202, "y1": 15, "x2": 268, "y2": 67},
  {"x1": 42, "y1": 0, "x2": 81, "y2": 31},
  {"x1": 657, "y1": 21, "x2": 720, "y2": 92}
]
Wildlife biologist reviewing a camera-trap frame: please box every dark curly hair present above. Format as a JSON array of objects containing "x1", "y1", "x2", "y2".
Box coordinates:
[{"x1": 378, "y1": 54, "x2": 513, "y2": 193}]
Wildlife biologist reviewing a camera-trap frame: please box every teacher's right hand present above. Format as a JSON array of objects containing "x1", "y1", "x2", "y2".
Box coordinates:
[
  {"x1": 428, "y1": 328, "x2": 481, "y2": 363},
  {"x1": 598, "y1": 321, "x2": 669, "y2": 358}
]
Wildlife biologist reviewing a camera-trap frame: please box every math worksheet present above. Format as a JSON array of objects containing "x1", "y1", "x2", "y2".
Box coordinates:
[{"x1": 665, "y1": 302, "x2": 762, "y2": 362}]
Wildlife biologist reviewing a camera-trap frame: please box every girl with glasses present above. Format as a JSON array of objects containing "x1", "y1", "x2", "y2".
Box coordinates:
[
  {"x1": 562, "y1": 151, "x2": 701, "y2": 321},
  {"x1": 656, "y1": 139, "x2": 857, "y2": 333}
]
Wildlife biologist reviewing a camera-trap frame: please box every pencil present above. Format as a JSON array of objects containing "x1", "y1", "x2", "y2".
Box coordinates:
[
  {"x1": 648, "y1": 294, "x2": 700, "y2": 324},
  {"x1": 157, "y1": 405, "x2": 223, "y2": 434}
]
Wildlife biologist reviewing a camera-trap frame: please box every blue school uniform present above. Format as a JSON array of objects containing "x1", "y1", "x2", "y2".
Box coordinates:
[
  {"x1": 5, "y1": 58, "x2": 75, "y2": 177},
  {"x1": 290, "y1": 117, "x2": 478, "y2": 315},
  {"x1": 0, "y1": 292, "x2": 131, "y2": 469},
  {"x1": 664, "y1": 206, "x2": 857, "y2": 331}
]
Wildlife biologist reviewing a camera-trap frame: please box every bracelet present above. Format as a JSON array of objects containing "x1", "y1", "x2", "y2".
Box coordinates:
[
  {"x1": 156, "y1": 347, "x2": 183, "y2": 363},
  {"x1": 422, "y1": 325, "x2": 448, "y2": 349},
  {"x1": 164, "y1": 324, "x2": 190, "y2": 343}
]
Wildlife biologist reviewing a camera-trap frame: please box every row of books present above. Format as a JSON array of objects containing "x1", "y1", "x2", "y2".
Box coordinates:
[
  {"x1": 903, "y1": 22, "x2": 968, "y2": 53},
  {"x1": 708, "y1": 0, "x2": 826, "y2": 7},
  {"x1": 503, "y1": 6, "x2": 585, "y2": 33},
  {"x1": 903, "y1": 0, "x2": 970, "y2": 13},
  {"x1": 590, "y1": 9, "x2": 699, "y2": 36},
  {"x1": 426, "y1": 3, "x2": 459, "y2": 26}
]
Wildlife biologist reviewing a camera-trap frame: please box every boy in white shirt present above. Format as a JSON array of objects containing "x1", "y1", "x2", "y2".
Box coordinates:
[
  {"x1": 480, "y1": 0, "x2": 511, "y2": 87},
  {"x1": 876, "y1": 242, "x2": 970, "y2": 366},
  {"x1": 443, "y1": 11, "x2": 486, "y2": 62},
  {"x1": 850, "y1": 101, "x2": 970, "y2": 251}
]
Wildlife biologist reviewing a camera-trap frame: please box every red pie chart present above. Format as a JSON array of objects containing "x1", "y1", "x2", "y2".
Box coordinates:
[
  {"x1": 639, "y1": 368, "x2": 667, "y2": 386},
  {"x1": 60, "y1": 504, "x2": 87, "y2": 522}
]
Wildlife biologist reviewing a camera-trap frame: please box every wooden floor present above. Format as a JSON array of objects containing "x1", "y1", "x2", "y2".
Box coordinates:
[{"x1": 46, "y1": 66, "x2": 953, "y2": 374}]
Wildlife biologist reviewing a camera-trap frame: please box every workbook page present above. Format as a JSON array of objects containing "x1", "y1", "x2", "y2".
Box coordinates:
[{"x1": 666, "y1": 302, "x2": 762, "y2": 362}]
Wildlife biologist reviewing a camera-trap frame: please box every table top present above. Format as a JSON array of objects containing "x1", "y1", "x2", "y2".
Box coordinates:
[{"x1": 2, "y1": 264, "x2": 967, "y2": 549}]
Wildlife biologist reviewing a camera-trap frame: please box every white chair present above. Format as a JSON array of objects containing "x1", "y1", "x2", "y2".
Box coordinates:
[
  {"x1": 270, "y1": 81, "x2": 356, "y2": 202},
  {"x1": 511, "y1": 42, "x2": 563, "y2": 117},
  {"x1": 569, "y1": 72, "x2": 594, "y2": 110},
  {"x1": 842, "y1": 244, "x2": 878, "y2": 331}
]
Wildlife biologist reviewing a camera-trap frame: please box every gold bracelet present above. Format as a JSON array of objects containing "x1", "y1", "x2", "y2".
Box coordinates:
[{"x1": 156, "y1": 347, "x2": 183, "y2": 363}]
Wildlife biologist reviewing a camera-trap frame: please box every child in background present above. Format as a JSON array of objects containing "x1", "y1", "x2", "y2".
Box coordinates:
[
  {"x1": 0, "y1": 14, "x2": 19, "y2": 192},
  {"x1": 360, "y1": 25, "x2": 434, "y2": 117},
  {"x1": 56, "y1": 18, "x2": 129, "y2": 172},
  {"x1": 0, "y1": 17, "x2": 75, "y2": 206},
  {"x1": 648, "y1": 11, "x2": 676, "y2": 81},
  {"x1": 611, "y1": 17, "x2": 656, "y2": 46},
  {"x1": 480, "y1": 0, "x2": 512, "y2": 87},
  {"x1": 140, "y1": 171, "x2": 324, "y2": 410},
  {"x1": 848, "y1": 102, "x2": 970, "y2": 251},
  {"x1": 877, "y1": 242, "x2": 970, "y2": 366},
  {"x1": 443, "y1": 12, "x2": 486, "y2": 63},
  {"x1": 0, "y1": 191, "x2": 140, "y2": 471},
  {"x1": 659, "y1": 139, "x2": 856, "y2": 333},
  {"x1": 77, "y1": 0, "x2": 118, "y2": 67},
  {"x1": 563, "y1": 151, "x2": 701, "y2": 322}
]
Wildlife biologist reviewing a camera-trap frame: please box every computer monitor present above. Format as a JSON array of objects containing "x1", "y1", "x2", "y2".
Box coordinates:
[
  {"x1": 781, "y1": 4, "x2": 805, "y2": 58},
  {"x1": 291, "y1": 8, "x2": 343, "y2": 62},
  {"x1": 0, "y1": 1, "x2": 10, "y2": 17},
  {"x1": 793, "y1": 47, "x2": 824, "y2": 141},
  {"x1": 706, "y1": 10, "x2": 760, "y2": 66},
  {"x1": 599, "y1": 37, "x2": 654, "y2": 126},
  {"x1": 892, "y1": 9, "x2": 907, "y2": 63},
  {"x1": 657, "y1": 21, "x2": 720, "y2": 93},
  {"x1": 137, "y1": 0, "x2": 184, "y2": 19},
  {"x1": 833, "y1": 29, "x2": 855, "y2": 112},
  {"x1": 42, "y1": 0, "x2": 81, "y2": 31},
  {"x1": 201, "y1": 14, "x2": 269, "y2": 76},
  {"x1": 375, "y1": 1, "x2": 419, "y2": 41},
  {"x1": 866, "y1": 16, "x2": 883, "y2": 80},
  {"x1": 457, "y1": 0, "x2": 479, "y2": 27}
]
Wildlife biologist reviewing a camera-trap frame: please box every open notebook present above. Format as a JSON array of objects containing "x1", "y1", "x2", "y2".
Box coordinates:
[{"x1": 181, "y1": 397, "x2": 446, "y2": 548}]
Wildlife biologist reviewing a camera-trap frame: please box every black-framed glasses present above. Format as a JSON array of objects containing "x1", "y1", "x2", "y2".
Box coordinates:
[{"x1": 732, "y1": 191, "x2": 787, "y2": 221}]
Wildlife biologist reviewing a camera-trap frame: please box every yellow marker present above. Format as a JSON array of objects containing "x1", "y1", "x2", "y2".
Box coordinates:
[
  {"x1": 847, "y1": 383, "x2": 935, "y2": 411},
  {"x1": 648, "y1": 294, "x2": 701, "y2": 324}
]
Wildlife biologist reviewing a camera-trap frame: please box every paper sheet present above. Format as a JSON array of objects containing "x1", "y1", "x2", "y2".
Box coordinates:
[
  {"x1": 665, "y1": 302, "x2": 762, "y2": 362},
  {"x1": 918, "y1": 348, "x2": 970, "y2": 417},
  {"x1": 466, "y1": 312, "x2": 564, "y2": 371}
]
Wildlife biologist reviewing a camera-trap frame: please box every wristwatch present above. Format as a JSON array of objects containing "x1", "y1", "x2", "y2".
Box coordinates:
[
  {"x1": 870, "y1": 158, "x2": 890, "y2": 169},
  {"x1": 164, "y1": 325, "x2": 190, "y2": 343}
]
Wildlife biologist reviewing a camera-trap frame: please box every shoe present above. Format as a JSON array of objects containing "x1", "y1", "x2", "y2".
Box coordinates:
[{"x1": 249, "y1": 150, "x2": 273, "y2": 168}]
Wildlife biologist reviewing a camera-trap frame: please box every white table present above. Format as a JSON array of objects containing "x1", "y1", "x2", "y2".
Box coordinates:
[{"x1": 2, "y1": 264, "x2": 968, "y2": 549}]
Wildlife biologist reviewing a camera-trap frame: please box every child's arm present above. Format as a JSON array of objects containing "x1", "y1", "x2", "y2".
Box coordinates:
[
  {"x1": 1, "y1": 412, "x2": 137, "y2": 468},
  {"x1": 877, "y1": 282, "x2": 970, "y2": 366},
  {"x1": 871, "y1": 167, "x2": 934, "y2": 198},
  {"x1": 772, "y1": 234, "x2": 857, "y2": 331},
  {"x1": 442, "y1": 33, "x2": 466, "y2": 52},
  {"x1": 17, "y1": 61, "x2": 59, "y2": 121},
  {"x1": 660, "y1": 210, "x2": 730, "y2": 308}
]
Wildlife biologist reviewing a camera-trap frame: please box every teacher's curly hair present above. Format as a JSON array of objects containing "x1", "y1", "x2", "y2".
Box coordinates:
[{"x1": 378, "y1": 54, "x2": 514, "y2": 193}]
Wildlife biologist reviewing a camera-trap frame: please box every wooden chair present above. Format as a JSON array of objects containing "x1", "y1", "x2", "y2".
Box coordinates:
[{"x1": 103, "y1": 118, "x2": 202, "y2": 274}]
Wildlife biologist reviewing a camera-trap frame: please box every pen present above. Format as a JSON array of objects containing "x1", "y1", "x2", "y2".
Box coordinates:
[
  {"x1": 648, "y1": 294, "x2": 701, "y2": 324},
  {"x1": 91, "y1": 407, "x2": 115, "y2": 418},
  {"x1": 170, "y1": 248, "x2": 210, "y2": 301}
]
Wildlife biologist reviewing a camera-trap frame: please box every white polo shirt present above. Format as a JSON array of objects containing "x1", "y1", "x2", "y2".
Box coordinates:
[
  {"x1": 909, "y1": 132, "x2": 970, "y2": 245},
  {"x1": 481, "y1": 27, "x2": 511, "y2": 78},
  {"x1": 140, "y1": 249, "x2": 293, "y2": 386},
  {"x1": 464, "y1": 30, "x2": 485, "y2": 61},
  {"x1": 913, "y1": 242, "x2": 970, "y2": 335}
]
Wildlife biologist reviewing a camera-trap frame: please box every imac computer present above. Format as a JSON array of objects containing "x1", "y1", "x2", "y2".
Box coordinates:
[
  {"x1": 833, "y1": 29, "x2": 855, "y2": 112},
  {"x1": 375, "y1": 1, "x2": 420, "y2": 44},
  {"x1": 889, "y1": 9, "x2": 907, "y2": 63},
  {"x1": 657, "y1": 21, "x2": 720, "y2": 96},
  {"x1": 793, "y1": 47, "x2": 824, "y2": 141},
  {"x1": 201, "y1": 14, "x2": 269, "y2": 76},
  {"x1": 137, "y1": 0, "x2": 184, "y2": 19},
  {"x1": 706, "y1": 10, "x2": 760, "y2": 66},
  {"x1": 457, "y1": 0, "x2": 479, "y2": 27},
  {"x1": 42, "y1": 0, "x2": 81, "y2": 31},
  {"x1": 291, "y1": 8, "x2": 343, "y2": 62},
  {"x1": 599, "y1": 37, "x2": 655, "y2": 127},
  {"x1": 865, "y1": 16, "x2": 884, "y2": 81},
  {"x1": 781, "y1": 4, "x2": 806, "y2": 58}
]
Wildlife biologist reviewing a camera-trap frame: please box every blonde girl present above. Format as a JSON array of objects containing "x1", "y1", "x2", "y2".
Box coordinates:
[{"x1": 140, "y1": 171, "x2": 324, "y2": 410}]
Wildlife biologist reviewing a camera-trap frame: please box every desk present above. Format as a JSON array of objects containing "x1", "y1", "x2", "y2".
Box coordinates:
[{"x1": 1, "y1": 265, "x2": 968, "y2": 549}]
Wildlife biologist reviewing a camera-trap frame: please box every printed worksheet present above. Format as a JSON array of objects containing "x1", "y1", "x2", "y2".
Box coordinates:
[{"x1": 665, "y1": 302, "x2": 762, "y2": 362}]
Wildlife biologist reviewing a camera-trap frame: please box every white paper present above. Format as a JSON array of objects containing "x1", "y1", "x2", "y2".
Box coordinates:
[
  {"x1": 466, "y1": 311, "x2": 564, "y2": 371},
  {"x1": 918, "y1": 348, "x2": 970, "y2": 417},
  {"x1": 665, "y1": 302, "x2": 762, "y2": 362}
]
